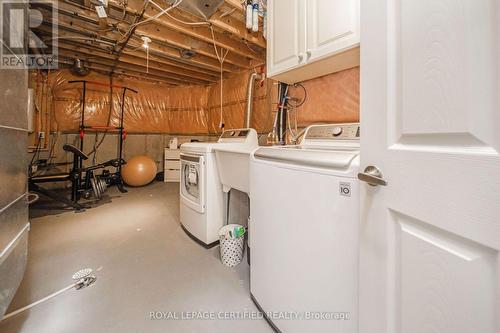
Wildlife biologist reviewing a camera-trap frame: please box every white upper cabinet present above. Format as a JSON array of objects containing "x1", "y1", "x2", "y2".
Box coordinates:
[
  {"x1": 306, "y1": 0, "x2": 359, "y2": 62},
  {"x1": 267, "y1": 0, "x2": 360, "y2": 84},
  {"x1": 266, "y1": 0, "x2": 306, "y2": 77}
]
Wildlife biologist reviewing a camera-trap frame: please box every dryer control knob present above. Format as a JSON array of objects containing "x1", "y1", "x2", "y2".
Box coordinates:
[{"x1": 332, "y1": 127, "x2": 343, "y2": 137}]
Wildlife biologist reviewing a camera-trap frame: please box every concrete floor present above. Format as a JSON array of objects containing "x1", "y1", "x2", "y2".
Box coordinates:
[{"x1": 0, "y1": 182, "x2": 272, "y2": 333}]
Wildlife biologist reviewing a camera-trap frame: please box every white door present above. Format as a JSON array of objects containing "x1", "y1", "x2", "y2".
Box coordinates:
[
  {"x1": 266, "y1": 0, "x2": 305, "y2": 77},
  {"x1": 306, "y1": 0, "x2": 359, "y2": 62},
  {"x1": 360, "y1": 1, "x2": 500, "y2": 333}
]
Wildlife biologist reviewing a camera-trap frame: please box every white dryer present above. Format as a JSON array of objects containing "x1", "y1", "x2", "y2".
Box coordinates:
[
  {"x1": 249, "y1": 123, "x2": 360, "y2": 332},
  {"x1": 179, "y1": 128, "x2": 258, "y2": 247}
]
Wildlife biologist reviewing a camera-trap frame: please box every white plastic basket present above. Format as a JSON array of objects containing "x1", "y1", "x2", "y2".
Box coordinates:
[{"x1": 219, "y1": 224, "x2": 246, "y2": 267}]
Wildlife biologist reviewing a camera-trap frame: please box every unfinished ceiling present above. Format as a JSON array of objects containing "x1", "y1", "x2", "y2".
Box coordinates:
[{"x1": 33, "y1": 0, "x2": 266, "y2": 86}]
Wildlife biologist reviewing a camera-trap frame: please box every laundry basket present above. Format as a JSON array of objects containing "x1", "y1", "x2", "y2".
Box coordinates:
[{"x1": 219, "y1": 224, "x2": 246, "y2": 267}]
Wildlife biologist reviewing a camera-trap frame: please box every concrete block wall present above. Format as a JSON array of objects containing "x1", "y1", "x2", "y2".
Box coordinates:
[{"x1": 28, "y1": 133, "x2": 217, "y2": 179}]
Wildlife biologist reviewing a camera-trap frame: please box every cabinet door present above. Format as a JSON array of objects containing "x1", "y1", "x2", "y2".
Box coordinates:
[
  {"x1": 266, "y1": 0, "x2": 306, "y2": 77},
  {"x1": 306, "y1": 0, "x2": 359, "y2": 62}
]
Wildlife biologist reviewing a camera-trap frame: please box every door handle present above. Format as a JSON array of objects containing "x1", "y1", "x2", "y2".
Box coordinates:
[{"x1": 358, "y1": 166, "x2": 388, "y2": 187}]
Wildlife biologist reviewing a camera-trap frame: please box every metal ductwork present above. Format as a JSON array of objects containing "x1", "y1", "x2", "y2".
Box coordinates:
[
  {"x1": 165, "y1": 0, "x2": 224, "y2": 19},
  {"x1": 245, "y1": 72, "x2": 262, "y2": 128}
]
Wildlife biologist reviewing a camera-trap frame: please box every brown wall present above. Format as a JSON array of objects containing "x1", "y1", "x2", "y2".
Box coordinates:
[
  {"x1": 289, "y1": 67, "x2": 360, "y2": 127},
  {"x1": 207, "y1": 73, "x2": 274, "y2": 134},
  {"x1": 34, "y1": 66, "x2": 359, "y2": 137},
  {"x1": 46, "y1": 70, "x2": 210, "y2": 134}
]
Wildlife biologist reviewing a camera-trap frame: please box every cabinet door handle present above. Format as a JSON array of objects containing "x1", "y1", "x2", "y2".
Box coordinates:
[
  {"x1": 298, "y1": 53, "x2": 304, "y2": 62},
  {"x1": 306, "y1": 49, "x2": 312, "y2": 58}
]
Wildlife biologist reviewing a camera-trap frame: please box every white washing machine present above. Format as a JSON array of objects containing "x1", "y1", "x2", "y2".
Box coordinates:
[
  {"x1": 249, "y1": 123, "x2": 360, "y2": 333},
  {"x1": 179, "y1": 129, "x2": 258, "y2": 247}
]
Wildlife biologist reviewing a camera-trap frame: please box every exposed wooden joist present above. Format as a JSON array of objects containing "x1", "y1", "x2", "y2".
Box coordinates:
[
  {"x1": 118, "y1": 53, "x2": 218, "y2": 82},
  {"x1": 44, "y1": 0, "x2": 241, "y2": 72},
  {"x1": 57, "y1": 54, "x2": 191, "y2": 86},
  {"x1": 122, "y1": 47, "x2": 219, "y2": 77},
  {"x1": 125, "y1": 35, "x2": 235, "y2": 72},
  {"x1": 134, "y1": 24, "x2": 252, "y2": 68},
  {"x1": 125, "y1": 1, "x2": 265, "y2": 62},
  {"x1": 57, "y1": 58, "x2": 179, "y2": 86},
  {"x1": 36, "y1": 15, "x2": 237, "y2": 74},
  {"x1": 55, "y1": 44, "x2": 214, "y2": 84},
  {"x1": 109, "y1": 0, "x2": 148, "y2": 76},
  {"x1": 217, "y1": 0, "x2": 266, "y2": 48},
  {"x1": 209, "y1": 10, "x2": 266, "y2": 50},
  {"x1": 37, "y1": 0, "x2": 268, "y2": 85},
  {"x1": 57, "y1": 0, "x2": 259, "y2": 66}
]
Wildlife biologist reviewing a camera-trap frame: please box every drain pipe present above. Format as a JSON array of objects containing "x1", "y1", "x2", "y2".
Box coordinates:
[{"x1": 245, "y1": 72, "x2": 262, "y2": 128}]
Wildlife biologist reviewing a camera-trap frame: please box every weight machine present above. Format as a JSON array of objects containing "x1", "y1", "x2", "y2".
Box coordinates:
[
  {"x1": 29, "y1": 144, "x2": 125, "y2": 211},
  {"x1": 68, "y1": 80, "x2": 138, "y2": 193}
]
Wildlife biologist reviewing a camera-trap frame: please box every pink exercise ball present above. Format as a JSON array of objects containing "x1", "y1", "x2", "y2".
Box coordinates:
[{"x1": 122, "y1": 155, "x2": 157, "y2": 186}]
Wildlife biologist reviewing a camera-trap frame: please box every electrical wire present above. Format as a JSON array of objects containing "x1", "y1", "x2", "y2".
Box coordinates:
[
  {"x1": 145, "y1": 0, "x2": 229, "y2": 130},
  {"x1": 287, "y1": 83, "x2": 307, "y2": 108},
  {"x1": 209, "y1": 25, "x2": 229, "y2": 130},
  {"x1": 125, "y1": 0, "x2": 183, "y2": 31},
  {"x1": 29, "y1": 135, "x2": 42, "y2": 176},
  {"x1": 87, "y1": 76, "x2": 114, "y2": 161},
  {"x1": 46, "y1": 131, "x2": 60, "y2": 165}
]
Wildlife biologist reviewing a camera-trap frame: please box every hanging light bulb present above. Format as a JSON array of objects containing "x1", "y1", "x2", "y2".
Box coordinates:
[
  {"x1": 141, "y1": 36, "x2": 151, "y2": 49},
  {"x1": 140, "y1": 36, "x2": 152, "y2": 74}
]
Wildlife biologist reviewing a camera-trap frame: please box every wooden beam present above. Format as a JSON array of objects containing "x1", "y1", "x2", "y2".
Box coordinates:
[
  {"x1": 48, "y1": 1, "x2": 240, "y2": 72},
  {"x1": 122, "y1": 48, "x2": 219, "y2": 77},
  {"x1": 59, "y1": 0, "x2": 255, "y2": 69},
  {"x1": 209, "y1": 10, "x2": 266, "y2": 50},
  {"x1": 125, "y1": 36, "x2": 233, "y2": 72},
  {"x1": 57, "y1": 53, "x2": 195, "y2": 86},
  {"x1": 125, "y1": 1, "x2": 264, "y2": 61},
  {"x1": 57, "y1": 48, "x2": 209, "y2": 85},
  {"x1": 38, "y1": 20, "x2": 235, "y2": 75},
  {"x1": 54, "y1": 41, "x2": 216, "y2": 83},
  {"x1": 56, "y1": 58, "x2": 179, "y2": 86},
  {"x1": 134, "y1": 23, "x2": 253, "y2": 68},
  {"x1": 224, "y1": 0, "x2": 245, "y2": 10}
]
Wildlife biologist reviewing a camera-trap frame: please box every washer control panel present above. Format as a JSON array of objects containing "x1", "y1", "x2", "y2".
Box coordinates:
[
  {"x1": 218, "y1": 128, "x2": 258, "y2": 145},
  {"x1": 220, "y1": 129, "x2": 250, "y2": 139},
  {"x1": 305, "y1": 123, "x2": 360, "y2": 141}
]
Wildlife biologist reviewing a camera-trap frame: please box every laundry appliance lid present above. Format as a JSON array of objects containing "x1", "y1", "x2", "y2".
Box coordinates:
[
  {"x1": 180, "y1": 142, "x2": 220, "y2": 154},
  {"x1": 180, "y1": 141, "x2": 257, "y2": 154},
  {"x1": 254, "y1": 146, "x2": 359, "y2": 170}
]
